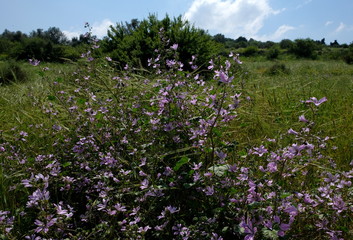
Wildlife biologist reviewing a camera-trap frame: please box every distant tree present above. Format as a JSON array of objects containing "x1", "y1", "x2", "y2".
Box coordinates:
[
  {"x1": 290, "y1": 38, "x2": 320, "y2": 59},
  {"x1": 234, "y1": 36, "x2": 247, "y2": 43},
  {"x1": 242, "y1": 46, "x2": 258, "y2": 57},
  {"x1": 266, "y1": 45, "x2": 280, "y2": 60},
  {"x1": 343, "y1": 47, "x2": 353, "y2": 64},
  {"x1": 279, "y1": 39, "x2": 293, "y2": 49},
  {"x1": 0, "y1": 38, "x2": 13, "y2": 56},
  {"x1": 234, "y1": 36, "x2": 248, "y2": 48},
  {"x1": 103, "y1": 14, "x2": 220, "y2": 71},
  {"x1": 330, "y1": 40, "x2": 340, "y2": 47},
  {"x1": 29, "y1": 29, "x2": 45, "y2": 39},
  {"x1": 213, "y1": 33, "x2": 226, "y2": 43},
  {"x1": 44, "y1": 27, "x2": 68, "y2": 44},
  {"x1": 248, "y1": 38, "x2": 260, "y2": 47},
  {"x1": 320, "y1": 38, "x2": 326, "y2": 45},
  {"x1": 259, "y1": 41, "x2": 275, "y2": 49},
  {"x1": 1, "y1": 29, "x2": 27, "y2": 42}
]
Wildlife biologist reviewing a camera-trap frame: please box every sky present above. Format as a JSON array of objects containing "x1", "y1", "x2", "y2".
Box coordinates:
[{"x1": 1, "y1": 0, "x2": 353, "y2": 44}]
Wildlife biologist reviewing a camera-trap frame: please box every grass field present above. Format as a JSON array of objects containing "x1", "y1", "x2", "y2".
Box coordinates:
[
  {"x1": 1, "y1": 57, "x2": 353, "y2": 239},
  {"x1": 232, "y1": 59, "x2": 353, "y2": 165}
]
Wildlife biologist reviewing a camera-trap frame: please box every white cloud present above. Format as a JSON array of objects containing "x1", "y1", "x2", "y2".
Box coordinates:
[
  {"x1": 92, "y1": 19, "x2": 114, "y2": 38},
  {"x1": 184, "y1": 0, "x2": 281, "y2": 38},
  {"x1": 63, "y1": 30, "x2": 81, "y2": 40},
  {"x1": 335, "y1": 22, "x2": 345, "y2": 33},
  {"x1": 63, "y1": 19, "x2": 114, "y2": 40},
  {"x1": 255, "y1": 24, "x2": 295, "y2": 41},
  {"x1": 296, "y1": 0, "x2": 313, "y2": 9},
  {"x1": 269, "y1": 25, "x2": 295, "y2": 40},
  {"x1": 325, "y1": 21, "x2": 333, "y2": 26}
]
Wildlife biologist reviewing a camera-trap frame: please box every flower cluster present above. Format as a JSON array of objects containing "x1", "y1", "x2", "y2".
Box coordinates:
[{"x1": 0, "y1": 29, "x2": 352, "y2": 240}]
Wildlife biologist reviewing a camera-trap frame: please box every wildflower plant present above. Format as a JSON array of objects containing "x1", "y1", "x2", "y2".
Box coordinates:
[{"x1": 0, "y1": 27, "x2": 352, "y2": 240}]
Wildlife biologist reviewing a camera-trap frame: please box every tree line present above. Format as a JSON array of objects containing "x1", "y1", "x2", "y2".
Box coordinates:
[{"x1": 1, "y1": 14, "x2": 353, "y2": 67}]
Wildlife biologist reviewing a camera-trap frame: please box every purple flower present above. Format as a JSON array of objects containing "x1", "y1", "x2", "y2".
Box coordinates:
[
  {"x1": 267, "y1": 162, "x2": 277, "y2": 172},
  {"x1": 251, "y1": 145, "x2": 268, "y2": 157},
  {"x1": 208, "y1": 59, "x2": 215, "y2": 69},
  {"x1": 114, "y1": 203, "x2": 127, "y2": 212},
  {"x1": 138, "y1": 225, "x2": 151, "y2": 233},
  {"x1": 304, "y1": 97, "x2": 327, "y2": 106},
  {"x1": 29, "y1": 59, "x2": 40, "y2": 66},
  {"x1": 240, "y1": 219, "x2": 257, "y2": 240},
  {"x1": 216, "y1": 151, "x2": 227, "y2": 161},
  {"x1": 218, "y1": 71, "x2": 234, "y2": 84},
  {"x1": 170, "y1": 43, "x2": 178, "y2": 50},
  {"x1": 211, "y1": 233, "x2": 224, "y2": 240},
  {"x1": 288, "y1": 128, "x2": 299, "y2": 135},
  {"x1": 163, "y1": 166, "x2": 174, "y2": 176},
  {"x1": 284, "y1": 205, "x2": 298, "y2": 217},
  {"x1": 299, "y1": 114, "x2": 309, "y2": 123},
  {"x1": 166, "y1": 205, "x2": 179, "y2": 214},
  {"x1": 204, "y1": 186, "x2": 214, "y2": 196},
  {"x1": 34, "y1": 215, "x2": 57, "y2": 233},
  {"x1": 140, "y1": 179, "x2": 149, "y2": 189},
  {"x1": 328, "y1": 196, "x2": 347, "y2": 213}
]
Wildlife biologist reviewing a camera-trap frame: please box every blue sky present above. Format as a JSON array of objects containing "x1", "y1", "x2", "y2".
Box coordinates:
[{"x1": 1, "y1": 0, "x2": 352, "y2": 44}]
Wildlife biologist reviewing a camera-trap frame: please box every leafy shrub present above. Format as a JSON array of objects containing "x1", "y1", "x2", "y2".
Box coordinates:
[
  {"x1": 266, "y1": 46, "x2": 280, "y2": 60},
  {"x1": 0, "y1": 61, "x2": 28, "y2": 85},
  {"x1": 1, "y1": 30, "x2": 353, "y2": 240},
  {"x1": 103, "y1": 14, "x2": 220, "y2": 71},
  {"x1": 242, "y1": 46, "x2": 258, "y2": 57},
  {"x1": 343, "y1": 48, "x2": 353, "y2": 64},
  {"x1": 290, "y1": 39, "x2": 320, "y2": 59},
  {"x1": 265, "y1": 63, "x2": 290, "y2": 75}
]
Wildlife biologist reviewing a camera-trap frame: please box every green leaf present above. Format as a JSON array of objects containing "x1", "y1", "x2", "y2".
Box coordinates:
[
  {"x1": 173, "y1": 156, "x2": 190, "y2": 171},
  {"x1": 77, "y1": 98, "x2": 86, "y2": 105},
  {"x1": 47, "y1": 95, "x2": 56, "y2": 101},
  {"x1": 280, "y1": 192, "x2": 291, "y2": 199},
  {"x1": 212, "y1": 127, "x2": 223, "y2": 137},
  {"x1": 62, "y1": 162, "x2": 72, "y2": 167},
  {"x1": 209, "y1": 164, "x2": 229, "y2": 176}
]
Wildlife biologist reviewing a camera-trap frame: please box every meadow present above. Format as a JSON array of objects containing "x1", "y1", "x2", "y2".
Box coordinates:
[{"x1": 0, "y1": 39, "x2": 353, "y2": 239}]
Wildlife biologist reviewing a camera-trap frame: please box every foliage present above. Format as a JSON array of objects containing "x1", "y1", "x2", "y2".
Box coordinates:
[
  {"x1": 242, "y1": 46, "x2": 259, "y2": 57},
  {"x1": 266, "y1": 46, "x2": 280, "y2": 60},
  {"x1": 265, "y1": 63, "x2": 290, "y2": 75},
  {"x1": 0, "y1": 27, "x2": 86, "y2": 62},
  {"x1": 0, "y1": 61, "x2": 29, "y2": 85},
  {"x1": 1, "y1": 30, "x2": 353, "y2": 240},
  {"x1": 290, "y1": 39, "x2": 321, "y2": 59},
  {"x1": 103, "y1": 14, "x2": 220, "y2": 71},
  {"x1": 343, "y1": 47, "x2": 353, "y2": 64}
]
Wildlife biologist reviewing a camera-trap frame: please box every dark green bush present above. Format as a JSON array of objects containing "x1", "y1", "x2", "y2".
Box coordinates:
[
  {"x1": 266, "y1": 46, "x2": 280, "y2": 60},
  {"x1": 343, "y1": 48, "x2": 353, "y2": 64},
  {"x1": 290, "y1": 39, "x2": 320, "y2": 59},
  {"x1": 242, "y1": 46, "x2": 258, "y2": 57},
  {"x1": 265, "y1": 62, "x2": 290, "y2": 75},
  {"x1": 0, "y1": 61, "x2": 29, "y2": 85},
  {"x1": 103, "y1": 14, "x2": 220, "y2": 71}
]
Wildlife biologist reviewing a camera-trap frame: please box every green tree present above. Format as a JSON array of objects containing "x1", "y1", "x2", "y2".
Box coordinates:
[
  {"x1": 103, "y1": 14, "x2": 220, "y2": 71},
  {"x1": 290, "y1": 38, "x2": 320, "y2": 59},
  {"x1": 213, "y1": 33, "x2": 226, "y2": 43},
  {"x1": 279, "y1": 39, "x2": 293, "y2": 49},
  {"x1": 266, "y1": 45, "x2": 280, "y2": 60}
]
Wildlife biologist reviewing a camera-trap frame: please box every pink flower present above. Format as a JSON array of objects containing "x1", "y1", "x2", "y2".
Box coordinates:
[
  {"x1": 170, "y1": 43, "x2": 178, "y2": 50},
  {"x1": 218, "y1": 71, "x2": 234, "y2": 84},
  {"x1": 304, "y1": 97, "x2": 327, "y2": 106},
  {"x1": 29, "y1": 58, "x2": 40, "y2": 66}
]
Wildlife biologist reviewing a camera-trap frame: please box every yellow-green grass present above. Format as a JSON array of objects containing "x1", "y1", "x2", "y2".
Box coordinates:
[{"x1": 231, "y1": 60, "x2": 353, "y2": 166}]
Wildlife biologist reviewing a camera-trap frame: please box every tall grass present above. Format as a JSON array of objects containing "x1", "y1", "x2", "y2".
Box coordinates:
[
  {"x1": 1, "y1": 51, "x2": 353, "y2": 239},
  {"x1": 232, "y1": 60, "x2": 353, "y2": 166}
]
